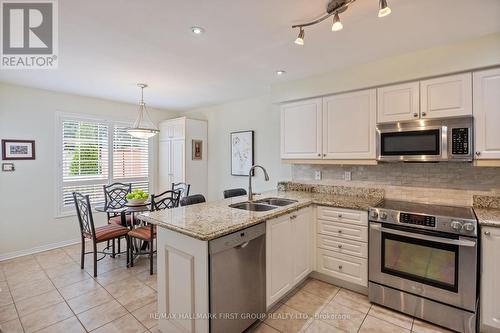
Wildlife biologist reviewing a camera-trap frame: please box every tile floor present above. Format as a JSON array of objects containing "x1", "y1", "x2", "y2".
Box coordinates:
[{"x1": 0, "y1": 242, "x2": 452, "y2": 333}]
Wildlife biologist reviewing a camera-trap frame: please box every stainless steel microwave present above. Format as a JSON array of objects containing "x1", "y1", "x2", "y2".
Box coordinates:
[{"x1": 376, "y1": 116, "x2": 473, "y2": 162}]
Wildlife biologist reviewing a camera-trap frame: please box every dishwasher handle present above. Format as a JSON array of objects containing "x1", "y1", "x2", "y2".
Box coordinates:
[{"x1": 209, "y1": 223, "x2": 266, "y2": 254}]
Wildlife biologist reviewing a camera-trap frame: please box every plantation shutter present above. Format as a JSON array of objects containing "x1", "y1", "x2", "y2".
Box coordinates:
[
  {"x1": 61, "y1": 119, "x2": 109, "y2": 209},
  {"x1": 112, "y1": 125, "x2": 150, "y2": 192}
]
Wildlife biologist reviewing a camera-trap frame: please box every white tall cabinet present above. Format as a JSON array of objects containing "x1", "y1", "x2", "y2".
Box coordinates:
[
  {"x1": 159, "y1": 117, "x2": 208, "y2": 197},
  {"x1": 473, "y1": 68, "x2": 500, "y2": 160}
]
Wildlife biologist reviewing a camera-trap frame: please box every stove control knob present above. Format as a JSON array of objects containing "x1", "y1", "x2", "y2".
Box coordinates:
[
  {"x1": 370, "y1": 211, "x2": 379, "y2": 219},
  {"x1": 380, "y1": 211, "x2": 388, "y2": 220},
  {"x1": 450, "y1": 221, "x2": 463, "y2": 231},
  {"x1": 462, "y1": 223, "x2": 475, "y2": 232}
]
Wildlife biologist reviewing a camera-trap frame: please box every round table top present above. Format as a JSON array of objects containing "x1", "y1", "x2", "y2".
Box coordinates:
[{"x1": 94, "y1": 203, "x2": 151, "y2": 213}]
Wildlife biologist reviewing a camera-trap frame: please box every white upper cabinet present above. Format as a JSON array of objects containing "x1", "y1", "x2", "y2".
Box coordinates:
[
  {"x1": 280, "y1": 98, "x2": 322, "y2": 159},
  {"x1": 323, "y1": 89, "x2": 376, "y2": 159},
  {"x1": 474, "y1": 68, "x2": 500, "y2": 160},
  {"x1": 420, "y1": 73, "x2": 472, "y2": 119},
  {"x1": 377, "y1": 82, "x2": 420, "y2": 123}
]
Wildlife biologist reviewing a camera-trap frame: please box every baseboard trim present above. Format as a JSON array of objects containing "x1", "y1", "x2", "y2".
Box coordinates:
[{"x1": 0, "y1": 238, "x2": 80, "y2": 262}]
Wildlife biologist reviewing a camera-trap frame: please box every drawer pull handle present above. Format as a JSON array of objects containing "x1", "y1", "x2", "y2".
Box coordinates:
[
  {"x1": 338, "y1": 214, "x2": 343, "y2": 218},
  {"x1": 337, "y1": 244, "x2": 343, "y2": 249},
  {"x1": 338, "y1": 230, "x2": 342, "y2": 234},
  {"x1": 338, "y1": 265, "x2": 343, "y2": 270},
  {"x1": 485, "y1": 231, "x2": 491, "y2": 236}
]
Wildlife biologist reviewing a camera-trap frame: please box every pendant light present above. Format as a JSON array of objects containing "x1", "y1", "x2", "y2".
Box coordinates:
[
  {"x1": 378, "y1": 0, "x2": 392, "y2": 17},
  {"x1": 331, "y1": 13, "x2": 343, "y2": 31},
  {"x1": 127, "y1": 83, "x2": 160, "y2": 139},
  {"x1": 294, "y1": 28, "x2": 305, "y2": 45}
]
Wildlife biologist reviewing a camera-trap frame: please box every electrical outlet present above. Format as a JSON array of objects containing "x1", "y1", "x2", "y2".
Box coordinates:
[
  {"x1": 315, "y1": 170, "x2": 322, "y2": 180},
  {"x1": 344, "y1": 171, "x2": 352, "y2": 181}
]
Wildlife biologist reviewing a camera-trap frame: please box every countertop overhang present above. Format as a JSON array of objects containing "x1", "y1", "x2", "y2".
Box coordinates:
[{"x1": 137, "y1": 190, "x2": 383, "y2": 241}]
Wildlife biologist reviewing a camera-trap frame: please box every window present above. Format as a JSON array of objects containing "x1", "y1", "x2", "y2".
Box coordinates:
[{"x1": 58, "y1": 115, "x2": 150, "y2": 215}]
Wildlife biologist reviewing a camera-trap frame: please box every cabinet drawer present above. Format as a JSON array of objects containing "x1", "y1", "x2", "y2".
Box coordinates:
[
  {"x1": 317, "y1": 206, "x2": 368, "y2": 227},
  {"x1": 318, "y1": 219, "x2": 368, "y2": 242},
  {"x1": 317, "y1": 234, "x2": 368, "y2": 258},
  {"x1": 317, "y1": 249, "x2": 367, "y2": 287}
]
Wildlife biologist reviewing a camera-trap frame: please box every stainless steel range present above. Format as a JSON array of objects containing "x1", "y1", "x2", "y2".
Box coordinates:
[{"x1": 368, "y1": 200, "x2": 478, "y2": 333}]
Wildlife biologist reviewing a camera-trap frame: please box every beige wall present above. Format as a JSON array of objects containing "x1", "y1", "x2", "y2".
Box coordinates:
[
  {"x1": 0, "y1": 83, "x2": 178, "y2": 259},
  {"x1": 185, "y1": 94, "x2": 292, "y2": 201},
  {"x1": 272, "y1": 32, "x2": 500, "y2": 103}
]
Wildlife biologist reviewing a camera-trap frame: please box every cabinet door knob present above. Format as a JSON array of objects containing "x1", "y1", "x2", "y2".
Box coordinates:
[
  {"x1": 338, "y1": 265, "x2": 343, "y2": 270},
  {"x1": 338, "y1": 213, "x2": 343, "y2": 218},
  {"x1": 413, "y1": 113, "x2": 418, "y2": 117},
  {"x1": 338, "y1": 230, "x2": 342, "y2": 234},
  {"x1": 476, "y1": 152, "x2": 481, "y2": 156},
  {"x1": 317, "y1": 153, "x2": 321, "y2": 157},
  {"x1": 485, "y1": 231, "x2": 491, "y2": 236},
  {"x1": 323, "y1": 154, "x2": 326, "y2": 157},
  {"x1": 422, "y1": 112, "x2": 427, "y2": 117},
  {"x1": 338, "y1": 244, "x2": 343, "y2": 249}
]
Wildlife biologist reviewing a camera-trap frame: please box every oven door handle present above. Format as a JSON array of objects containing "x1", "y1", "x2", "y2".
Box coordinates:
[{"x1": 371, "y1": 224, "x2": 476, "y2": 247}]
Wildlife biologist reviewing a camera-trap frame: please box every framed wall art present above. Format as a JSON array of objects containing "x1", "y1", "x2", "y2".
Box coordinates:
[
  {"x1": 192, "y1": 140, "x2": 203, "y2": 160},
  {"x1": 230, "y1": 130, "x2": 254, "y2": 176},
  {"x1": 2, "y1": 140, "x2": 36, "y2": 160}
]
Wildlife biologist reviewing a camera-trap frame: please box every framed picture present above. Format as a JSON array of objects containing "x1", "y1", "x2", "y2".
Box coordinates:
[
  {"x1": 231, "y1": 130, "x2": 254, "y2": 176},
  {"x1": 2, "y1": 140, "x2": 36, "y2": 160},
  {"x1": 192, "y1": 140, "x2": 203, "y2": 160}
]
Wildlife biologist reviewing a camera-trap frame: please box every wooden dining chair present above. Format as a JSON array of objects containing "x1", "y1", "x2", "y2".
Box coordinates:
[
  {"x1": 103, "y1": 182, "x2": 132, "y2": 255},
  {"x1": 171, "y1": 182, "x2": 190, "y2": 200},
  {"x1": 223, "y1": 188, "x2": 247, "y2": 199},
  {"x1": 180, "y1": 194, "x2": 206, "y2": 206},
  {"x1": 129, "y1": 190, "x2": 181, "y2": 275},
  {"x1": 73, "y1": 192, "x2": 130, "y2": 277}
]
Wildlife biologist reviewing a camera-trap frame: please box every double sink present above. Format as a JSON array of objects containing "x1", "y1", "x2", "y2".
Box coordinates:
[{"x1": 229, "y1": 197, "x2": 298, "y2": 211}]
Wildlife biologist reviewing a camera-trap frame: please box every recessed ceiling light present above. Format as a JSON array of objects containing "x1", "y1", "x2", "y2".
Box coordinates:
[
  {"x1": 276, "y1": 70, "x2": 286, "y2": 76},
  {"x1": 191, "y1": 26, "x2": 205, "y2": 35}
]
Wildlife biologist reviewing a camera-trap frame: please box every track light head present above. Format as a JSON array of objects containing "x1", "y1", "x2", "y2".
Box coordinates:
[
  {"x1": 378, "y1": 0, "x2": 391, "y2": 17},
  {"x1": 294, "y1": 28, "x2": 305, "y2": 46},
  {"x1": 331, "y1": 13, "x2": 343, "y2": 31}
]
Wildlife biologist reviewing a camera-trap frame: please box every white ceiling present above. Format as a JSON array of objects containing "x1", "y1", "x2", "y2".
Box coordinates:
[{"x1": 1, "y1": 0, "x2": 500, "y2": 111}]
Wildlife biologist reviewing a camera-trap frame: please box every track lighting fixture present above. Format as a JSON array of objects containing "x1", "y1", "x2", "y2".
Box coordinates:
[
  {"x1": 378, "y1": 0, "x2": 392, "y2": 17},
  {"x1": 294, "y1": 28, "x2": 305, "y2": 46},
  {"x1": 331, "y1": 13, "x2": 343, "y2": 31},
  {"x1": 292, "y1": 0, "x2": 392, "y2": 45}
]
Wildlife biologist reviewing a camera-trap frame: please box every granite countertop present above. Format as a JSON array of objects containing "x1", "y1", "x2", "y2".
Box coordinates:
[
  {"x1": 138, "y1": 190, "x2": 383, "y2": 241},
  {"x1": 474, "y1": 208, "x2": 500, "y2": 228},
  {"x1": 473, "y1": 195, "x2": 500, "y2": 228}
]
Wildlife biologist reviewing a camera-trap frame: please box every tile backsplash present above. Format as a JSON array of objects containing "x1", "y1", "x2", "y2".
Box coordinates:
[{"x1": 292, "y1": 163, "x2": 500, "y2": 206}]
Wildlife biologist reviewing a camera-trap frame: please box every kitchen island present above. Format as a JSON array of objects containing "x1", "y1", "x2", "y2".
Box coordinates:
[{"x1": 138, "y1": 188, "x2": 382, "y2": 333}]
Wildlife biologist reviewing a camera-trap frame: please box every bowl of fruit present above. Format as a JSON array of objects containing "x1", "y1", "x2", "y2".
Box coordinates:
[{"x1": 126, "y1": 189, "x2": 149, "y2": 206}]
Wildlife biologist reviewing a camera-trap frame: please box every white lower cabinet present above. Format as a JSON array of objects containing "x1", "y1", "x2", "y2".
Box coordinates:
[
  {"x1": 481, "y1": 226, "x2": 500, "y2": 332},
  {"x1": 266, "y1": 207, "x2": 313, "y2": 308},
  {"x1": 316, "y1": 206, "x2": 368, "y2": 287}
]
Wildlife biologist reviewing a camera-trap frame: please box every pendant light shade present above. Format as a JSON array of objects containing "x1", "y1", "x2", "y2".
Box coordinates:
[
  {"x1": 294, "y1": 28, "x2": 305, "y2": 45},
  {"x1": 378, "y1": 0, "x2": 391, "y2": 17},
  {"x1": 331, "y1": 13, "x2": 343, "y2": 31},
  {"x1": 127, "y1": 83, "x2": 159, "y2": 139}
]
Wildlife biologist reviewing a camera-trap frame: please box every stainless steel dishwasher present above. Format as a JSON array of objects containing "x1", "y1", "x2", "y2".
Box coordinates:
[{"x1": 209, "y1": 223, "x2": 266, "y2": 333}]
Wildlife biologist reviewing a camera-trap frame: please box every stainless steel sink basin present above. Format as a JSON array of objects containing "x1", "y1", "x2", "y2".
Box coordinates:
[
  {"x1": 229, "y1": 202, "x2": 277, "y2": 211},
  {"x1": 255, "y1": 198, "x2": 298, "y2": 206}
]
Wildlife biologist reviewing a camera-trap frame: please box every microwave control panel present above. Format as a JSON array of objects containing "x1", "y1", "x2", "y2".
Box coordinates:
[{"x1": 451, "y1": 128, "x2": 469, "y2": 155}]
